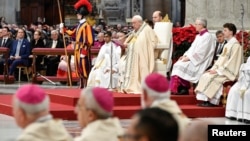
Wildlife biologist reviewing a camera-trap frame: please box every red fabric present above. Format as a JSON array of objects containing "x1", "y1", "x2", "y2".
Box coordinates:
[
  {"x1": 74, "y1": 0, "x2": 92, "y2": 13},
  {"x1": 56, "y1": 69, "x2": 78, "y2": 78},
  {"x1": 16, "y1": 84, "x2": 46, "y2": 104},
  {"x1": 92, "y1": 87, "x2": 113, "y2": 113},
  {"x1": 170, "y1": 75, "x2": 179, "y2": 93},
  {"x1": 145, "y1": 73, "x2": 169, "y2": 92},
  {"x1": 81, "y1": 48, "x2": 88, "y2": 56},
  {"x1": 170, "y1": 75, "x2": 191, "y2": 93}
]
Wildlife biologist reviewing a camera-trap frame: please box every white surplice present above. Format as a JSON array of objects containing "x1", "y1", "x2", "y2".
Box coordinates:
[
  {"x1": 226, "y1": 57, "x2": 250, "y2": 120},
  {"x1": 87, "y1": 41, "x2": 121, "y2": 88},
  {"x1": 171, "y1": 31, "x2": 215, "y2": 83}
]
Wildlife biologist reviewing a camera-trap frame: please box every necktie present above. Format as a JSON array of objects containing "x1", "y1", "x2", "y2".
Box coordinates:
[
  {"x1": 1, "y1": 39, "x2": 5, "y2": 47},
  {"x1": 15, "y1": 40, "x2": 22, "y2": 56},
  {"x1": 217, "y1": 44, "x2": 222, "y2": 54}
]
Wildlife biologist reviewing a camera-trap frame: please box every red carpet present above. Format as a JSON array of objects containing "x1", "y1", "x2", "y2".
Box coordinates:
[{"x1": 0, "y1": 88, "x2": 225, "y2": 120}]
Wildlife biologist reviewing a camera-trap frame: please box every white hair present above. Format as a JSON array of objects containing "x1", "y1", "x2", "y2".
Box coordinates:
[
  {"x1": 51, "y1": 30, "x2": 59, "y2": 35},
  {"x1": 196, "y1": 17, "x2": 207, "y2": 28},
  {"x1": 81, "y1": 87, "x2": 112, "y2": 119},
  {"x1": 14, "y1": 96, "x2": 49, "y2": 114},
  {"x1": 133, "y1": 15, "x2": 143, "y2": 23}
]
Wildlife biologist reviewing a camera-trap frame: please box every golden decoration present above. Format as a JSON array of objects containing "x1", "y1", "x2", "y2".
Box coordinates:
[
  {"x1": 161, "y1": 14, "x2": 171, "y2": 22},
  {"x1": 86, "y1": 15, "x2": 96, "y2": 26}
]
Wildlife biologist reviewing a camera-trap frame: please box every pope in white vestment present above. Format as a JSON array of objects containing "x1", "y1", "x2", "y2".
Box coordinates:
[
  {"x1": 119, "y1": 15, "x2": 158, "y2": 94},
  {"x1": 195, "y1": 37, "x2": 243, "y2": 105},
  {"x1": 225, "y1": 57, "x2": 250, "y2": 123},
  {"x1": 87, "y1": 31, "x2": 121, "y2": 89}
]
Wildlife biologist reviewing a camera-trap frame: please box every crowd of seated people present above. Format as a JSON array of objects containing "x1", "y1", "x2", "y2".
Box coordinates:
[{"x1": 0, "y1": 18, "x2": 132, "y2": 82}]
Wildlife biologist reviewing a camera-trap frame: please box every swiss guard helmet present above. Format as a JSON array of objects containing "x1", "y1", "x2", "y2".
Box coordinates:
[{"x1": 74, "y1": 0, "x2": 92, "y2": 18}]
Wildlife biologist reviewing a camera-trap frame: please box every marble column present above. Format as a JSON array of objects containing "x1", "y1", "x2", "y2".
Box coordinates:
[
  {"x1": 163, "y1": 0, "x2": 172, "y2": 20},
  {"x1": 143, "y1": 0, "x2": 172, "y2": 21},
  {"x1": 185, "y1": 0, "x2": 250, "y2": 30},
  {"x1": 0, "y1": 0, "x2": 19, "y2": 24}
]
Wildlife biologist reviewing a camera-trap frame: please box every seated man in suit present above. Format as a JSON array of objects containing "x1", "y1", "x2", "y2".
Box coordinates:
[
  {"x1": 43, "y1": 30, "x2": 63, "y2": 76},
  {"x1": 214, "y1": 30, "x2": 227, "y2": 60},
  {"x1": 207, "y1": 30, "x2": 227, "y2": 70},
  {"x1": 8, "y1": 28, "x2": 30, "y2": 76},
  {"x1": 0, "y1": 26, "x2": 13, "y2": 74}
]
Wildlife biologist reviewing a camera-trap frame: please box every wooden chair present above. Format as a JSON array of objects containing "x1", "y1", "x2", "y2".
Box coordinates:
[
  {"x1": 221, "y1": 81, "x2": 236, "y2": 107},
  {"x1": 17, "y1": 65, "x2": 30, "y2": 82}
]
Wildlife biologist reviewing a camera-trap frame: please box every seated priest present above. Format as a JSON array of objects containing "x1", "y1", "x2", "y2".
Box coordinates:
[
  {"x1": 170, "y1": 17, "x2": 215, "y2": 95},
  {"x1": 87, "y1": 31, "x2": 121, "y2": 89}
]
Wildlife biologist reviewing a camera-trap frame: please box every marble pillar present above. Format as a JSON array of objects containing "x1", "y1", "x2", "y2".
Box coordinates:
[
  {"x1": 163, "y1": 0, "x2": 172, "y2": 20},
  {"x1": 143, "y1": 0, "x2": 163, "y2": 20},
  {"x1": 98, "y1": 0, "x2": 129, "y2": 25},
  {"x1": 0, "y1": 0, "x2": 19, "y2": 24},
  {"x1": 185, "y1": 0, "x2": 250, "y2": 30},
  {"x1": 143, "y1": 0, "x2": 172, "y2": 21}
]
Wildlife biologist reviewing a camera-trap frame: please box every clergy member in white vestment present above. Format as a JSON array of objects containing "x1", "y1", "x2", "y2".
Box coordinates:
[
  {"x1": 141, "y1": 72, "x2": 190, "y2": 135},
  {"x1": 170, "y1": 17, "x2": 215, "y2": 95},
  {"x1": 119, "y1": 15, "x2": 158, "y2": 94},
  {"x1": 225, "y1": 57, "x2": 250, "y2": 124},
  {"x1": 87, "y1": 31, "x2": 121, "y2": 89},
  {"x1": 74, "y1": 87, "x2": 124, "y2": 141},
  {"x1": 195, "y1": 23, "x2": 243, "y2": 107},
  {"x1": 13, "y1": 84, "x2": 73, "y2": 141}
]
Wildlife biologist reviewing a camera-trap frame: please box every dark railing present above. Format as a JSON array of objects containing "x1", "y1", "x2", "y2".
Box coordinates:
[
  {"x1": 0, "y1": 47, "x2": 14, "y2": 84},
  {"x1": 31, "y1": 48, "x2": 99, "y2": 85}
]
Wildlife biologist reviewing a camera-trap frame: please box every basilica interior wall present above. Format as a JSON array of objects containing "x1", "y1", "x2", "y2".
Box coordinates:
[{"x1": 185, "y1": 0, "x2": 250, "y2": 30}]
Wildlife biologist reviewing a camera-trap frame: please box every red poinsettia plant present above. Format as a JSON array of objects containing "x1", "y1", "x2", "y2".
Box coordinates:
[
  {"x1": 172, "y1": 24, "x2": 197, "y2": 60},
  {"x1": 236, "y1": 30, "x2": 250, "y2": 57}
]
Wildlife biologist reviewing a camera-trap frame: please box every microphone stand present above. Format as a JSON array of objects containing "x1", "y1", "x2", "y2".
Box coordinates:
[
  {"x1": 109, "y1": 42, "x2": 113, "y2": 90},
  {"x1": 240, "y1": 3, "x2": 245, "y2": 122}
]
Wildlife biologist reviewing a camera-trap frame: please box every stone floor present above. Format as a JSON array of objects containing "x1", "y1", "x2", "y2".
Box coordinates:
[{"x1": 0, "y1": 81, "x2": 247, "y2": 141}]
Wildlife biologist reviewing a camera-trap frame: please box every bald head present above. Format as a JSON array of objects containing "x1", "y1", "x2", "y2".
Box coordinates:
[
  {"x1": 132, "y1": 15, "x2": 143, "y2": 31},
  {"x1": 152, "y1": 11, "x2": 163, "y2": 23}
]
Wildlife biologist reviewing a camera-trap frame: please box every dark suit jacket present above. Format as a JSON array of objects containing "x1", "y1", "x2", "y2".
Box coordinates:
[
  {"x1": 215, "y1": 40, "x2": 227, "y2": 56},
  {"x1": 46, "y1": 39, "x2": 64, "y2": 48},
  {"x1": 0, "y1": 38, "x2": 13, "y2": 49},
  {"x1": 31, "y1": 38, "x2": 45, "y2": 50},
  {"x1": 10, "y1": 39, "x2": 31, "y2": 59},
  {"x1": 0, "y1": 38, "x2": 13, "y2": 58}
]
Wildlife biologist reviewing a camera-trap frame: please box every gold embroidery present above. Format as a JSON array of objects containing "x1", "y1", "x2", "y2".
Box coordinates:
[{"x1": 221, "y1": 48, "x2": 227, "y2": 56}]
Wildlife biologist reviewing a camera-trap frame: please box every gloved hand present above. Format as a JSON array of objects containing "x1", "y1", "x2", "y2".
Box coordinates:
[
  {"x1": 80, "y1": 54, "x2": 86, "y2": 58},
  {"x1": 59, "y1": 23, "x2": 64, "y2": 28}
]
